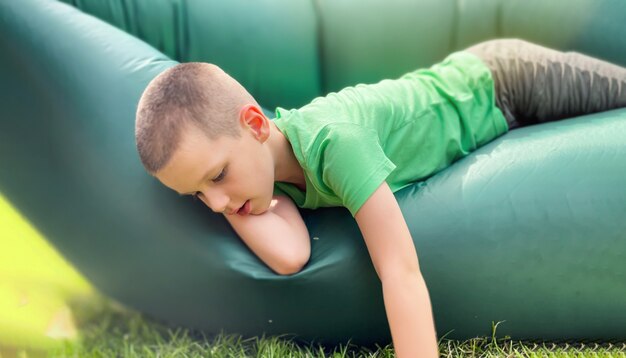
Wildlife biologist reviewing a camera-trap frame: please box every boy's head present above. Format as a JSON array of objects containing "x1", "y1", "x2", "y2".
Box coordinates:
[
  {"x1": 135, "y1": 62, "x2": 279, "y2": 215},
  {"x1": 135, "y1": 62, "x2": 253, "y2": 175}
]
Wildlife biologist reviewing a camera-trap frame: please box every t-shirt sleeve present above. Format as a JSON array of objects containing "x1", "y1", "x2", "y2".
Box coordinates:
[
  {"x1": 272, "y1": 184, "x2": 289, "y2": 197},
  {"x1": 319, "y1": 123, "x2": 397, "y2": 217}
]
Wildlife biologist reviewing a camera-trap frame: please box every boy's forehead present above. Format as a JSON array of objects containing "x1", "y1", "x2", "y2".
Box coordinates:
[
  {"x1": 158, "y1": 133, "x2": 229, "y2": 193},
  {"x1": 158, "y1": 155, "x2": 221, "y2": 195}
]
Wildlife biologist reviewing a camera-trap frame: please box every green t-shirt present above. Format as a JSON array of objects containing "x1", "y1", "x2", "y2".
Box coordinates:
[{"x1": 272, "y1": 51, "x2": 509, "y2": 217}]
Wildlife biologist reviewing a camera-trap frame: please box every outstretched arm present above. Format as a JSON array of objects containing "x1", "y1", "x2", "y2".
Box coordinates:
[{"x1": 354, "y1": 181, "x2": 439, "y2": 358}]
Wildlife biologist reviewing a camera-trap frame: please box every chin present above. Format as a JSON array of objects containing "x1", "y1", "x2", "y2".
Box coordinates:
[{"x1": 257, "y1": 196, "x2": 273, "y2": 215}]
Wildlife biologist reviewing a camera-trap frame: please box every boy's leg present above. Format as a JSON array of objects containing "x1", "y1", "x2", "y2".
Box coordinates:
[{"x1": 463, "y1": 38, "x2": 626, "y2": 129}]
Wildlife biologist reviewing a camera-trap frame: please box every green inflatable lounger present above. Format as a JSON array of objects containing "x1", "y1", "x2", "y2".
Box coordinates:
[{"x1": 1, "y1": 0, "x2": 626, "y2": 348}]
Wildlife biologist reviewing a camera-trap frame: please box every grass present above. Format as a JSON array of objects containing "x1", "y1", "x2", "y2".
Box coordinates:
[{"x1": 39, "y1": 293, "x2": 624, "y2": 358}]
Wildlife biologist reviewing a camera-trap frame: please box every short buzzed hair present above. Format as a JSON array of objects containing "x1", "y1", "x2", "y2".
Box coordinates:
[{"x1": 135, "y1": 62, "x2": 256, "y2": 175}]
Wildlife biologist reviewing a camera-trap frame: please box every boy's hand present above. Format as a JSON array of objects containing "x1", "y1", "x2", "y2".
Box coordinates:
[{"x1": 354, "y1": 181, "x2": 439, "y2": 358}]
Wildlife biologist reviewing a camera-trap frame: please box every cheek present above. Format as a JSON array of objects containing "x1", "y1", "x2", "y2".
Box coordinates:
[{"x1": 199, "y1": 195, "x2": 210, "y2": 207}]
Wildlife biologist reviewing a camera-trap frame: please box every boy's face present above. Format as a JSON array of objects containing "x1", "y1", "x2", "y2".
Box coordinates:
[{"x1": 154, "y1": 106, "x2": 276, "y2": 216}]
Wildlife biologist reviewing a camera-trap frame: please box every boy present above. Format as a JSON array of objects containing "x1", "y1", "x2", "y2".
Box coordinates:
[{"x1": 135, "y1": 39, "x2": 626, "y2": 358}]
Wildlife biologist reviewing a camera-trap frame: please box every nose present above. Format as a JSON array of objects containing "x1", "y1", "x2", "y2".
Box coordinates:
[{"x1": 201, "y1": 189, "x2": 230, "y2": 214}]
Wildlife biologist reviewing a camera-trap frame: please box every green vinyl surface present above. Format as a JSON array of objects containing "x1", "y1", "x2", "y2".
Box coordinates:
[{"x1": 1, "y1": 0, "x2": 625, "y2": 348}]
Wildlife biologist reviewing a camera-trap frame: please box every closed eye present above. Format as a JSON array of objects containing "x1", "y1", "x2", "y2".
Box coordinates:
[
  {"x1": 191, "y1": 166, "x2": 227, "y2": 201},
  {"x1": 213, "y1": 167, "x2": 227, "y2": 183}
]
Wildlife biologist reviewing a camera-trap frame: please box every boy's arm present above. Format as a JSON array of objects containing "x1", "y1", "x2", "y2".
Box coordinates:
[
  {"x1": 223, "y1": 195, "x2": 311, "y2": 276},
  {"x1": 354, "y1": 181, "x2": 439, "y2": 358}
]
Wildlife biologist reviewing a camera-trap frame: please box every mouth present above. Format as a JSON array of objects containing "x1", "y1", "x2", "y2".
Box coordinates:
[{"x1": 237, "y1": 200, "x2": 250, "y2": 215}]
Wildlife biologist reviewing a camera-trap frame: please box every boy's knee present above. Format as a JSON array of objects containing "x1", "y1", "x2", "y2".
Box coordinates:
[{"x1": 464, "y1": 38, "x2": 511, "y2": 58}]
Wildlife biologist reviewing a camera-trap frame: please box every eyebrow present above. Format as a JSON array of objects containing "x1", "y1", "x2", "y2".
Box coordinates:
[{"x1": 178, "y1": 166, "x2": 219, "y2": 196}]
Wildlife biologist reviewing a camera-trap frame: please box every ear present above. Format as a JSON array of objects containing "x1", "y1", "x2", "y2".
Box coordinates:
[{"x1": 239, "y1": 104, "x2": 270, "y2": 141}]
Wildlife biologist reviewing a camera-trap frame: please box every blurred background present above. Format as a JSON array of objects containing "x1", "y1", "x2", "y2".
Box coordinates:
[{"x1": 0, "y1": 193, "x2": 93, "y2": 355}]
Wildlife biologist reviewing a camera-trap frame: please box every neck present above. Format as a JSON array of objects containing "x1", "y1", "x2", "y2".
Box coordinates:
[{"x1": 269, "y1": 122, "x2": 306, "y2": 189}]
